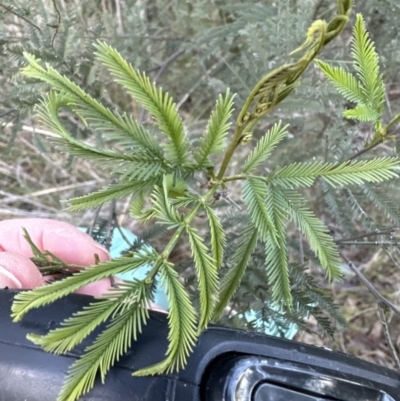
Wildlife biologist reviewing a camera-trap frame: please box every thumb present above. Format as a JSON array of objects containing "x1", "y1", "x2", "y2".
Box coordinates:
[{"x1": 0, "y1": 252, "x2": 45, "y2": 289}]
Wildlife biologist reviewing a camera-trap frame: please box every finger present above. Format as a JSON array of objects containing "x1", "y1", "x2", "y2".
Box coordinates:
[
  {"x1": 0, "y1": 252, "x2": 45, "y2": 289},
  {"x1": 0, "y1": 218, "x2": 110, "y2": 265},
  {"x1": 75, "y1": 278, "x2": 119, "y2": 297}
]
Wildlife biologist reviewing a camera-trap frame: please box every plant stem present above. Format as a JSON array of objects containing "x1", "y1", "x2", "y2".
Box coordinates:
[
  {"x1": 386, "y1": 112, "x2": 400, "y2": 133},
  {"x1": 216, "y1": 125, "x2": 245, "y2": 180},
  {"x1": 347, "y1": 112, "x2": 400, "y2": 161},
  {"x1": 222, "y1": 174, "x2": 246, "y2": 183},
  {"x1": 341, "y1": 253, "x2": 400, "y2": 319},
  {"x1": 334, "y1": 228, "x2": 398, "y2": 244},
  {"x1": 0, "y1": 3, "x2": 42, "y2": 32},
  {"x1": 347, "y1": 140, "x2": 385, "y2": 161},
  {"x1": 146, "y1": 186, "x2": 218, "y2": 282},
  {"x1": 378, "y1": 304, "x2": 400, "y2": 371},
  {"x1": 337, "y1": 241, "x2": 398, "y2": 246}
]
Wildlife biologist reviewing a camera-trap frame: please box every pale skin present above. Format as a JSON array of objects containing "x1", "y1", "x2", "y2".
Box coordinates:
[{"x1": 0, "y1": 218, "x2": 165, "y2": 311}]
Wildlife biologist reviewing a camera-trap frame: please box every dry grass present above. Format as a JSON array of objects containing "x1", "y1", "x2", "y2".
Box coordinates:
[
  {"x1": 0, "y1": 123, "x2": 140, "y2": 232},
  {"x1": 296, "y1": 247, "x2": 400, "y2": 370}
]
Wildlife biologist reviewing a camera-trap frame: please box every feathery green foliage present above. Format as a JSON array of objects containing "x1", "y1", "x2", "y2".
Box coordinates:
[
  {"x1": 316, "y1": 14, "x2": 389, "y2": 143},
  {"x1": 93, "y1": 42, "x2": 190, "y2": 166},
  {"x1": 263, "y1": 185, "x2": 291, "y2": 303},
  {"x1": 57, "y1": 280, "x2": 153, "y2": 401},
  {"x1": 194, "y1": 89, "x2": 235, "y2": 168},
  {"x1": 269, "y1": 158, "x2": 399, "y2": 189},
  {"x1": 27, "y1": 280, "x2": 153, "y2": 355},
  {"x1": 133, "y1": 261, "x2": 198, "y2": 375},
  {"x1": 279, "y1": 189, "x2": 342, "y2": 280},
  {"x1": 214, "y1": 224, "x2": 258, "y2": 319},
  {"x1": 243, "y1": 177, "x2": 279, "y2": 243},
  {"x1": 243, "y1": 121, "x2": 288, "y2": 174},
  {"x1": 185, "y1": 223, "x2": 219, "y2": 329},
  {"x1": 203, "y1": 202, "x2": 226, "y2": 269},
  {"x1": 12, "y1": 252, "x2": 158, "y2": 322},
  {"x1": 9, "y1": 2, "x2": 400, "y2": 399}
]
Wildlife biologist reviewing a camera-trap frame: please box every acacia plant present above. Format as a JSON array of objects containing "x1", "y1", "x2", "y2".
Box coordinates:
[{"x1": 9, "y1": 1, "x2": 400, "y2": 400}]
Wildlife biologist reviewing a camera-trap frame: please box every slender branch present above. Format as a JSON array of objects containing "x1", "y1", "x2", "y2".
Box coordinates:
[
  {"x1": 176, "y1": 58, "x2": 227, "y2": 110},
  {"x1": 106, "y1": 201, "x2": 117, "y2": 287},
  {"x1": 222, "y1": 174, "x2": 247, "y2": 183},
  {"x1": 87, "y1": 204, "x2": 102, "y2": 237},
  {"x1": 312, "y1": 0, "x2": 325, "y2": 20},
  {"x1": 299, "y1": 234, "x2": 304, "y2": 264},
  {"x1": 145, "y1": 186, "x2": 218, "y2": 283},
  {"x1": 216, "y1": 125, "x2": 246, "y2": 180},
  {"x1": 347, "y1": 140, "x2": 384, "y2": 161},
  {"x1": 114, "y1": 220, "x2": 134, "y2": 249},
  {"x1": 347, "y1": 112, "x2": 400, "y2": 161},
  {"x1": 100, "y1": 35, "x2": 187, "y2": 41},
  {"x1": 145, "y1": 49, "x2": 185, "y2": 76},
  {"x1": 386, "y1": 112, "x2": 400, "y2": 133},
  {"x1": 337, "y1": 241, "x2": 398, "y2": 246},
  {"x1": 105, "y1": 199, "x2": 116, "y2": 252},
  {"x1": 378, "y1": 304, "x2": 400, "y2": 370},
  {"x1": 341, "y1": 253, "x2": 400, "y2": 318},
  {"x1": 154, "y1": 49, "x2": 185, "y2": 82},
  {"x1": 49, "y1": 0, "x2": 61, "y2": 47},
  {"x1": 0, "y1": 3, "x2": 42, "y2": 32},
  {"x1": 335, "y1": 228, "x2": 398, "y2": 244},
  {"x1": 0, "y1": 109, "x2": 16, "y2": 118}
]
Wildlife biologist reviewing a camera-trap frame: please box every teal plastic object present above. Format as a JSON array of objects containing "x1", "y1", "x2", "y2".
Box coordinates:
[
  {"x1": 243, "y1": 308, "x2": 298, "y2": 340},
  {"x1": 81, "y1": 227, "x2": 298, "y2": 339},
  {"x1": 110, "y1": 228, "x2": 169, "y2": 311}
]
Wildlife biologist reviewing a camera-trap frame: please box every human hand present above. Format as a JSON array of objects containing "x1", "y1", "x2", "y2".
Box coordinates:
[
  {"x1": 0, "y1": 218, "x2": 113, "y2": 296},
  {"x1": 0, "y1": 218, "x2": 167, "y2": 312}
]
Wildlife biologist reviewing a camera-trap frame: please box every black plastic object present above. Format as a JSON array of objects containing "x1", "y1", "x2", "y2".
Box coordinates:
[{"x1": 1, "y1": 289, "x2": 400, "y2": 401}]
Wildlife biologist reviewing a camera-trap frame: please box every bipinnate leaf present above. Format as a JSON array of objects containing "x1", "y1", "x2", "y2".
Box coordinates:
[
  {"x1": 94, "y1": 42, "x2": 190, "y2": 165},
  {"x1": 203, "y1": 203, "x2": 225, "y2": 269},
  {"x1": 269, "y1": 158, "x2": 399, "y2": 189},
  {"x1": 186, "y1": 224, "x2": 219, "y2": 330},
  {"x1": 22, "y1": 54, "x2": 165, "y2": 161},
  {"x1": 315, "y1": 60, "x2": 365, "y2": 104},
  {"x1": 11, "y1": 253, "x2": 158, "y2": 321},
  {"x1": 352, "y1": 13, "x2": 385, "y2": 112},
  {"x1": 316, "y1": 13, "x2": 385, "y2": 122},
  {"x1": 213, "y1": 224, "x2": 258, "y2": 319},
  {"x1": 243, "y1": 178, "x2": 278, "y2": 243},
  {"x1": 243, "y1": 121, "x2": 288, "y2": 174},
  {"x1": 361, "y1": 184, "x2": 400, "y2": 225},
  {"x1": 194, "y1": 89, "x2": 235, "y2": 168},
  {"x1": 264, "y1": 185, "x2": 291, "y2": 305},
  {"x1": 280, "y1": 189, "x2": 342, "y2": 280},
  {"x1": 57, "y1": 281, "x2": 152, "y2": 401},
  {"x1": 133, "y1": 262, "x2": 197, "y2": 375},
  {"x1": 65, "y1": 180, "x2": 158, "y2": 211},
  {"x1": 37, "y1": 92, "x2": 166, "y2": 179},
  {"x1": 27, "y1": 281, "x2": 150, "y2": 355}
]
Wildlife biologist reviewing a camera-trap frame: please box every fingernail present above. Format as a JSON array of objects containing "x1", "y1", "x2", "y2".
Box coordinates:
[
  {"x1": 0, "y1": 265, "x2": 22, "y2": 289},
  {"x1": 93, "y1": 242, "x2": 111, "y2": 258},
  {"x1": 150, "y1": 302, "x2": 168, "y2": 314}
]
